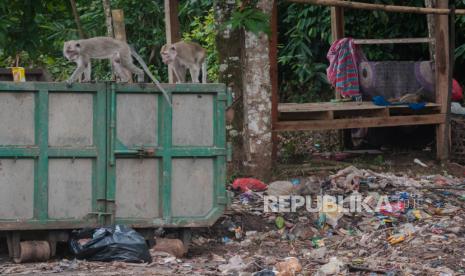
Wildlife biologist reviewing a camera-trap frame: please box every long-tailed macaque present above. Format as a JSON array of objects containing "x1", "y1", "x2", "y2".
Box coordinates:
[
  {"x1": 63, "y1": 37, "x2": 143, "y2": 83},
  {"x1": 63, "y1": 36, "x2": 171, "y2": 105},
  {"x1": 160, "y1": 41, "x2": 207, "y2": 83}
]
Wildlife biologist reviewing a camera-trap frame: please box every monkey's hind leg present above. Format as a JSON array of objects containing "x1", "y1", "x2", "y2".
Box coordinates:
[
  {"x1": 189, "y1": 66, "x2": 200, "y2": 83},
  {"x1": 121, "y1": 57, "x2": 144, "y2": 83},
  {"x1": 83, "y1": 61, "x2": 92, "y2": 82},
  {"x1": 201, "y1": 62, "x2": 207, "y2": 83}
]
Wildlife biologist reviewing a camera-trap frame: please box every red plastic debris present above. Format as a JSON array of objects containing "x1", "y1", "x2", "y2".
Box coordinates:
[
  {"x1": 380, "y1": 202, "x2": 405, "y2": 217},
  {"x1": 232, "y1": 178, "x2": 267, "y2": 192},
  {"x1": 452, "y1": 79, "x2": 463, "y2": 101}
]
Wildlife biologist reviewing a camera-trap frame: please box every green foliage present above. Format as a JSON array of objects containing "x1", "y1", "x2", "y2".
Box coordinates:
[
  {"x1": 183, "y1": 8, "x2": 219, "y2": 82},
  {"x1": 278, "y1": 3, "x2": 332, "y2": 103},
  {"x1": 225, "y1": 7, "x2": 271, "y2": 36},
  {"x1": 0, "y1": 0, "x2": 216, "y2": 82}
]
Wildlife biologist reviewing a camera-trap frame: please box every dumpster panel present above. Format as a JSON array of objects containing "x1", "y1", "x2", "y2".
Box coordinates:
[
  {"x1": 171, "y1": 158, "x2": 214, "y2": 217},
  {"x1": 48, "y1": 159, "x2": 93, "y2": 219},
  {"x1": 117, "y1": 94, "x2": 158, "y2": 147},
  {"x1": 0, "y1": 93, "x2": 34, "y2": 145},
  {"x1": 172, "y1": 94, "x2": 214, "y2": 146},
  {"x1": 49, "y1": 93, "x2": 93, "y2": 146},
  {"x1": 115, "y1": 158, "x2": 160, "y2": 218},
  {"x1": 0, "y1": 159, "x2": 34, "y2": 219}
]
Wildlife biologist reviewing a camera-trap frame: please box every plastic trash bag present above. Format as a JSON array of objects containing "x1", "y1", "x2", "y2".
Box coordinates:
[{"x1": 69, "y1": 225, "x2": 152, "y2": 263}]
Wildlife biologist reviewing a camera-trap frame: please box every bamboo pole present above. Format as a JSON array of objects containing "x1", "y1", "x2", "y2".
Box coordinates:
[{"x1": 288, "y1": 0, "x2": 465, "y2": 15}]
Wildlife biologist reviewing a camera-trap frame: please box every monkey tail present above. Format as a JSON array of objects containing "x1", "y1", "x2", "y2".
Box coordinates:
[
  {"x1": 129, "y1": 45, "x2": 172, "y2": 107},
  {"x1": 202, "y1": 62, "x2": 207, "y2": 84}
]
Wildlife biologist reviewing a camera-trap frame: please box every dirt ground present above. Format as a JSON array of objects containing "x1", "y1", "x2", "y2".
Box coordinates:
[{"x1": 1, "y1": 152, "x2": 464, "y2": 275}]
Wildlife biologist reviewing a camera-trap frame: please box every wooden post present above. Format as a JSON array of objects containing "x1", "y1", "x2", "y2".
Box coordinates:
[
  {"x1": 331, "y1": 7, "x2": 344, "y2": 42},
  {"x1": 331, "y1": 7, "x2": 344, "y2": 100},
  {"x1": 112, "y1": 9, "x2": 132, "y2": 82},
  {"x1": 270, "y1": 0, "x2": 279, "y2": 162},
  {"x1": 434, "y1": 0, "x2": 450, "y2": 160},
  {"x1": 164, "y1": 0, "x2": 181, "y2": 83},
  {"x1": 112, "y1": 9, "x2": 127, "y2": 42}
]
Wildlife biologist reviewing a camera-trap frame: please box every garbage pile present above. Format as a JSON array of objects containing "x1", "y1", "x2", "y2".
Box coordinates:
[{"x1": 222, "y1": 166, "x2": 465, "y2": 275}]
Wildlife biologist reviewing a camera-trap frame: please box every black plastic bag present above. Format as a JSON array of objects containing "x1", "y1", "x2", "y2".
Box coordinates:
[{"x1": 69, "y1": 225, "x2": 152, "y2": 263}]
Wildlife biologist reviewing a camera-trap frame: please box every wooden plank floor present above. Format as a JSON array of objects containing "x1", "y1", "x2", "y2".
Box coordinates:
[{"x1": 275, "y1": 101, "x2": 444, "y2": 131}]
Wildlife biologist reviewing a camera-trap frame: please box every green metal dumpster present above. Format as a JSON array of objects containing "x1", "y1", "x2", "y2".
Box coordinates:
[{"x1": 0, "y1": 81, "x2": 229, "y2": 261}]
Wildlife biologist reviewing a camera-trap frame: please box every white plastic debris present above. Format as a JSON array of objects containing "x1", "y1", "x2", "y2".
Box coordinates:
[{"x1": 413, "y1": 158, "x2": 428, "y2": 168}]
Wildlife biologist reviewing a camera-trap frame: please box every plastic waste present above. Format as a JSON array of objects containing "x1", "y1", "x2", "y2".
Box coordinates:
[
  {"x1": 219, "y1": 255, "x2": 246, "y2": 274},
  {"x1": 379, "y1": 201, "x2": 405, "y2": 217},
  {"x1": 267, "y1": 181, "x2": 295, "y2": 196},
  {"x1": 69, "y1": 225, "x2": 152, "y2": 263},
  {"x1": 387, "y1": 223, "x2": 415, "y2": 245},
  {"x1": 254, "y1": 269, "x2": 276, "y2": 276},
  {"x1": 316, "y1": 257, "x2": 345, "y2": 276},
  {"x1": 232, "y1": 178, "x2": 267, "y2": 192},
  {"x1": 152, "y1": 238, "x2": 186, "y2": 258},
  {"x1": 311, "y1": 237, "x2": 325, "y2": 248},
  {"x1": 275, "y1": 216, "x2": 285, "y2": 229},
  {"x1": 414, "y1": 158, "x2": 428, "y2": 168},
  {"x1": 275, "y1": 257, "x2": 302, "y2": 276},
  {"x1": 319, "y1": 197, "x2": 344, "y2": 228}
]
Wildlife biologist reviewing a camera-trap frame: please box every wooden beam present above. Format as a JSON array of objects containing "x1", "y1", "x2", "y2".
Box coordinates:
[
  {"x1": 330, "y1": 6, "x2": 344, "y2": 100},
  {"x1": 353, "y1": 37, "x2": 433, "y2": 44},
  {"x1": 330, "y1": 7, "x2": 344, "y2": 42},
  {"x1": 434, "y1": 0, "x2": 450, "y2": 160},
  {"x1": 274, "y1": 114, "x2": 446, "y2": 131},
  {"x1": 270, "y1": 0, "x2": 279, "y2": 162},
  {"x1": 289, "y1": 0, "x2": 465, "y2": 15},
  {"x1": 164, "y1": 0, "x2": 181, "y2": 83}
]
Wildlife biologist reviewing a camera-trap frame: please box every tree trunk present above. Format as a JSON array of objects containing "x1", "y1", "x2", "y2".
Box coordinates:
[
  {"x1": 102, "y1": 0, "x2": 114, "y2": 79},
  {"x1": 241, "y1": 0, "x2": 273, "y2": 181},
  {"x1": 214, "y1": 0, "x2": 246, "y2": 177},
  {"x1": 69, "y1": 0, "x2": 86, "y2": 38},
  {"x1": 102, "y1": 0, "x2": 113, "y2": 37}
]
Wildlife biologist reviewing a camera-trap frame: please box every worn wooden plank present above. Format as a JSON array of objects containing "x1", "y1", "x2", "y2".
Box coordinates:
[
  {"x1": 289, "y1": 0, "x2": 464, "y2": 15},
  {"x1": 353, "y1": 38, "x2": 433, "y2": 44},
  {"x1": 434, "y1": 0, "x2": 450, "y2": 160},
  {"x1": 278, "y1": 102, "x2": 441, "y2": 113},
  {"x1": 274, "y1": 114, "x2": 446, "y2": 131}
]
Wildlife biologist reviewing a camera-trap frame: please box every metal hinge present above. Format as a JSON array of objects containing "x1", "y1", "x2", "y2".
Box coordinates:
[{"x1": 136, "y1": 146, "x2": 156, "y2": 158}]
